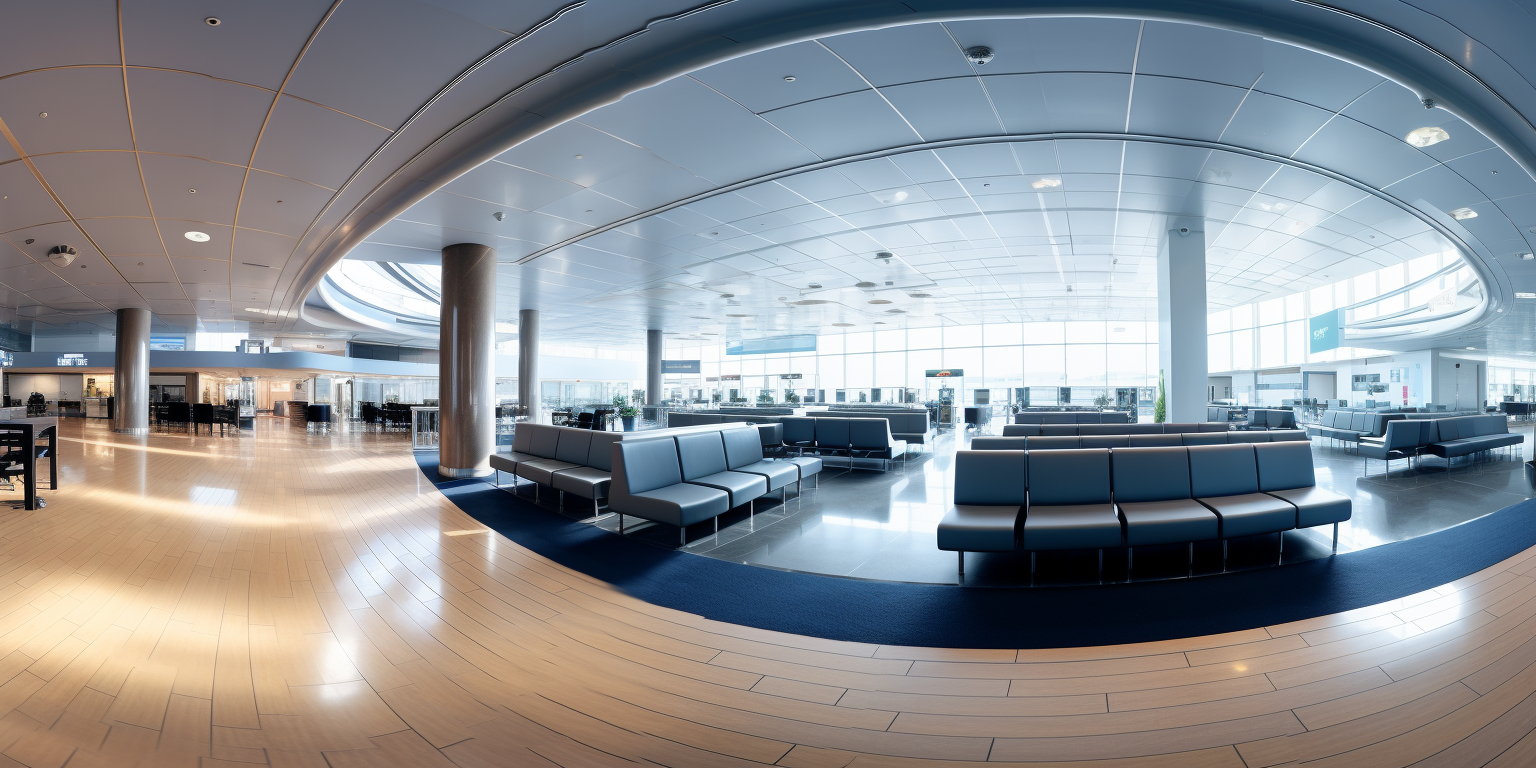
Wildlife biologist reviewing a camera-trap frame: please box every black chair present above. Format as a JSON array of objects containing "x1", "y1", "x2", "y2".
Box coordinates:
[
  {"x1": 165, "y1": 402, "x2": 192, "y2": 433},
  {"x1": 575, "y1": 412, "x2": 595, "y2": 430},
  {"x1": 192, "y1": 403, "x2": 221, "y2": 436}
]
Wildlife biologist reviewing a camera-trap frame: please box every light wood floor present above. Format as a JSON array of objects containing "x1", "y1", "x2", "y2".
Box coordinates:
[{"x1": 0, "y1": 417, "x2": 1532, "y2": 766}]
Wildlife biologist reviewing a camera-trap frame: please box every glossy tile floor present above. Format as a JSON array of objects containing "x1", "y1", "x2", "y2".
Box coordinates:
[
  {"x1": 0, "y1": 416, "x2": 1533, "y2": 766},
  {"x1": 571, "y1": 424, "x2": 1536, "y2": 586}
]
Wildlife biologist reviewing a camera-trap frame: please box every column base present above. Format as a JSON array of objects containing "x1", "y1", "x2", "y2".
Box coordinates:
[
  {"x1": 113, "y1": 427, "x2": 149, "y2": 436},
  {"x1": 438, "y1": 466, "x2": 492, "y2": 479}
]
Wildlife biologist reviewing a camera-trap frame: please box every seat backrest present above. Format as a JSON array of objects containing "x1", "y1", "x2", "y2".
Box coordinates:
[
  {"x1": 617, "y1": 438, "x2": 682, "y2": 494},
  {"x1": 1103, "y1": 412, "x2": 1131, "y2": 424},
  {"x1": 1162, "y1": 423, "x2": 1199, "y2": 434},
  {"x1": 1269, "y1": 430, "x2": 1309, "y2": 442},
  {"x1": 554, "y1": 429, "x2": 593, "y2": 464},
  {"x1": 1129, "y1": 433, "x2": 1182, "y2": 447},
  {"x1": 1349, "y1": 412, "x2": 1370, "y2": 433},
  {"x1": 511, "y1": 423, "x2": 536, "y2": 453},
  {"x1": 1248, "y1": 410, "x2": 1267, "y2": 428},
  {"x1": 1229, "y1": 431, "x2": 1269, "y2": 444},
  {"x1": 1122, "y1": 423, "x2": 1160, "y2": 434},
  {"x1": 1476, "y1": 414, "x2": 1506, "y2": 436},
  {"x1": 1384, "y1": 419, "x2": 1425, "y2": 451},
  {"x1": 675, "y1": 432, "x2": 729, "y2": 481},
  {"x1": 1436, "y1": 418, "x2": 1463, "y2": 440},
  {"x1": 1182, "y1": 432, "x2": 1229, "y2": 446},
  {"x1": 1268, "y1": 410, "x2": 1296, "y2": 429},
  {"x1": 815, "y1": 418, "x2": 851, "y2": 448},
  {"x1": 782, "y1": 417, "x2": 816, "y2": 443},
  {"x1": 1079, "y1": 424, "x2": 1126, "y2": 436},
  {"x1": 721, "y1": 427, "x2": 765, "y2": 469},
  {"x1": 1026, "y1": 435, "x2": 1080, "y2": 451},
  {"x1": 1002, "y1": 424, "x2": 1041, "y2": 437},
  {"x1": 970, "y1": 436, "x2": 1028, "y2": 450},
  {"x1": 588, "y1": 433, "x2": 621, "y2": 471},
  {"x1": 1189, "y1": 444, "x2": 1259, "y2": 497},
  {"x1": 1254, "y1": 441, "x2": 1315, "y2": 491},
  {"x1": 1080, "y1": 435, "x2": 1129, "y2": 449},
  {"x1": 1041, "y1": 413, "x2": 1075, "y2": 424},
  {"x1": 193, "y1": 403, "x2": 214, "y2": 423},
  {"x1": 1028, "y1": 448, "x2": 1111, "y2": 505},
  {"x1": 1111, "y1": 446, "x2": 1192, "y2": 503},
  {"x1": 1074, "y1": 413, "x2": 1100, "y2": 423},
  {"x1": 529, "y1": 425, "x2": 561, "y2": 458},
  {"x1": 1198, "y1": 422, "x2": 1230, "y2": 432},
  {"x1": 1041, "y1": 424, "x2": 1078, "y2": 436},
  {"x1": 1016, "y1": 413, "x2": 1044, "y2": 424},
  {"x1": 849, "y1": 419, "x2": 892, "y2": 450},
  {"x1": 954, "y1": 450, "x2": 1027, "y2": 506}
]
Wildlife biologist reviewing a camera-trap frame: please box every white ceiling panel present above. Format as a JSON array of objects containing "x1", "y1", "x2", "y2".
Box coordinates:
[
  {"x1": 881, "y1": 78, "x2": 1003, "y2": 140},
  {"x1": 111, "y1": 257, "x2": 179, "y2": 284},
  {"x1": 689, "y1": 41, "x2": 867, "y2": 113},
  {"x1": 236, "y1": 172, "x2": 334, "y2": 239},
  {"x1": 139, "y1": 155, "x2": 246, "y2": 225},
  {"x1": 160, "y1": 222, "x2": 233, "y2": 260},
  {"x1": 253, "y1": 96, "x2": 389, "y2": 190},
  {"x1": 945, "y1": 17, "x2": 1142, "y2": 74},
  {"x1": 77, "y1": 218, "x2": 166, "y2": 257},
  {"x1": 0, "y1": 164, "x2": 66, "y2": 233},
  {"x1": 760, "y1": 90, "x2": 919, "y2": 160},
  {"x1": 31, "y1": 152, "x2": 150, "y2": 220},
  {"x1": 820, "y1": 25, "x2": 972, "y2": 87},
  {"x1": 1137, "y1": 21, "x2": 1263, "y2": 88},
  {"x1": 1039, "y1": 73, "x2": 1132, "y2": 133},
  {"x1": 0, "y1": 68, "x2": 132, "y2": 155},
  {"x1": 232, "y1": 229, "x2": 298, "y2": 270},
  {"x1": 126, "y1": 68, "x2": 271, "y2": 166}
]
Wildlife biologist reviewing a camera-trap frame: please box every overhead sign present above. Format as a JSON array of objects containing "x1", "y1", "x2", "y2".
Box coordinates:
[
  {"x1": 727, "y1": 334, "x2": 816, "y2": 355},
  {"x1": 1429, "y1": 287, "x2": 1457, "y2": 313},
  {"x1": 925, "y1": 369, "x2": 964, "y2": 377},
  {"x1": 661, "y1": 359, "x2": 700, "y2": 374},
  {"x1": 149, "y1": 336, "x2": 186, "y2": 351},
  {"x1": 778, "y1": 373, "x2": 803, "y2": 380},
  {"x1": 719, "y1": 374, "x2": 741, "y2": 381},
  {"x1": 1309, "y1": 309, "x2": 1343, "y2": 354},
  {"x1": 57, "y1": 354, "x2": 88, "y2": 367}
]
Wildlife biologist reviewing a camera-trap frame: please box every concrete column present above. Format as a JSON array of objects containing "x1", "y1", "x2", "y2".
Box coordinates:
[
  {"x1": 438, "y1": 243, "x2": 497, "y2": 478},
  {"x1": 646, "y1": 329, "x2": 662, "y2": 406},
  {"x1": 186, "y1": 372, "x2": 202, "y2": 404},
  {"x1": 517, "y1": 309, "x2": 539, "y2": 423},
  {"x1": 1157, "y1": 223, "x2": 1208, "y2": 423},
  {"x1": 113, "y1": 307, "x2": 150, "y2": 435}
]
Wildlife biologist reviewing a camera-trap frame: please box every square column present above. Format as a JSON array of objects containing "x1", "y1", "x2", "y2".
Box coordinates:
[{"x1": 1157, "y1": 224, "x2": 1208, "y2": 424}]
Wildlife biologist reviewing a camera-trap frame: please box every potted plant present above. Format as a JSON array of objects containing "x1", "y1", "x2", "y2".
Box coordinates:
[
  {"x1": 618, "y1": 404, "x2": 638, "y2": 431},
  {"x1": 784, "y1": 390, "x2": 800, "y2": 405},
  {"x1": 1154, "y1": 370, "x2": 1167, "y2": 424},
  {"x1": 757, "y1": 390, "x2": 774, "y2": 406},
  {"x1": 1093, "y1": 392, "x2": 1112, "y2": 411}
]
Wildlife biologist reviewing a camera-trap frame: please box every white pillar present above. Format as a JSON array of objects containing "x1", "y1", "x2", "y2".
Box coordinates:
[{"x1": 1157, "y1": 223, "x2": 1208, "y2": 423}]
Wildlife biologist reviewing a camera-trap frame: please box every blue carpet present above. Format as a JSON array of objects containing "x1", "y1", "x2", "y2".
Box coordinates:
[{"x1": 419, "y1": 454, "x2": 1536, "y2": 648}]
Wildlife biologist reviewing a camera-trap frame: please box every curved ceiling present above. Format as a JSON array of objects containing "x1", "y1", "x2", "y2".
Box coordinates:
[
  {"x1": 328, "y1": 15, "x2": 1529, "y2": 345},
  {"x1": 4, "y1": 1, "x2": 1536, "y2": 356}
]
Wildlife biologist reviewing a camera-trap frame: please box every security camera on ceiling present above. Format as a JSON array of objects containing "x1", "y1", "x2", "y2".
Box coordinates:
[
  {"x1": 964, "y1": 46, "x2": 994, "y2": 66},
  {"x1": 47, "y1": 245, "x2": 77, "y2": 267}
]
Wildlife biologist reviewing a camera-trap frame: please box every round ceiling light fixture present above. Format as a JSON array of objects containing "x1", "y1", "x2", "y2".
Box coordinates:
[
  {"x1": 204, "y1": 16, "x2": 221, "y2": 25},
  {"x1": 908, "y1": 293, "x2": 931, "y2": 298},
  {"x1": 875, "y1": 251, "x2": 893, "y2": 259},
  {"x1": 832, "y1": 322, "x2": 855, "y2": 327},
  {"x1": 783, "y1": 75, "x2": 795, "y2": 82},
  {"x1": 726, "y1": 313, "x2": 752, "y2": 317},
  {"x1": 791, "y1": 299, "x2": 828, "y2": 305},
  {"x1": 868, "y1": 299, "x2": 893, "y2": 305},
  {"x1": 1031, "y1": 177, "x2": 1062, "y2": 190},
  {"x1": 1405, "y1": 126, "x2": 1449, "y2": 148},
  {"x1": 855, "y1": 281, "x2": 877, "y2": 288},
  {"x1": 1449, "y1": 207, "x2": 1478, "y2": 220},
  {"x1": 1522, "y1": 253, "x2": 1535, "y2": 261},
  {"x1": 183, "y1": 231, "x2": 210, "y2": 242},
  {"x1": 719, "y1": 293, "x2": 734, "y2": 298}
]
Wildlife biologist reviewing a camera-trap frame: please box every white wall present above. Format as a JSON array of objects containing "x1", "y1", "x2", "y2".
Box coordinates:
[
  {"x1": 1431, "y1": 350, "x2": 1485, "y2": 410},
  {"x1": 32, "y1": 333, "x2": 112, "y2": 352},
  {"x1": 1304, "y1": 350, "x2": 1433, "y2": 407},
  {"x1": 8, "y1": 374, "x2": 83, "y2": 400}
]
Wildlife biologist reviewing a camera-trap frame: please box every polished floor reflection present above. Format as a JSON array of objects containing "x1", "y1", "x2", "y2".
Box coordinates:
[
  {"x1": 0, "y1": 416, "x2": 1533, "y2": 766},
  {"x1": 574, "y1": 424, "x2": 1536, "y2": 586}
]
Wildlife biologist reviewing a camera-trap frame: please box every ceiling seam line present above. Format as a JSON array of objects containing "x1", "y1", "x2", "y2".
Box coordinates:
[
  {"x1": 118, "y1": 0, "x2": 186, "y2": 313},
  {"x1": 684, "y1": 74, "x2": 826, "y2": 165},
  {"x1": 939, "y1": 23, "x2": 1007, "y2": 135},
  {"x1": 231, "y1": 0, "x2": 347, "y2": 321},
  {"x1": 1112, "y1": 21, "x2": 1146, "y2": 294},
  {"x1": 811, "y1": 40, "x2": 925, "y2": 143},
  {"x1": 1206, "y1": 73, "x2": 1271, "y2": 252}
]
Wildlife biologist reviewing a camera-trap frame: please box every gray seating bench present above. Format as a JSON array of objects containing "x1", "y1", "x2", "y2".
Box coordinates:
[
  {"x1": 721, "y1": 427, "x2": 798, "y2": 501},
  {"x1": 611, "y1": 438, "x2": 730, "y2": 545},
  {"x1": 676, "y1": 433, "x2": 768, "y2": 517},
  {"x1": 936, "y1": 441, "x2": 1351, "y2": 579},
  {"x1": 1422, "y1": 414, "x2": 1523, "y2": 462},
  {"x1": 1002, "y1": 422, "x2": 1230, "y2": 437},
  {"x1": 972, "y1": 430, "x2": 1309, "y2": 450},
  {"x1": 1014, "y1": 412, "x2": 1132, "y2": 424}
]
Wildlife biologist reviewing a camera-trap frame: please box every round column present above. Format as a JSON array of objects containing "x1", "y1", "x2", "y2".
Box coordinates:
[
  {"x1": 517, "y1": 309, "x2": 539, "y2": 422},
  {"x1": 439, "y1": 243, "x2": 497, "y2": 478},
  {"x1": 113, "y1": 307, "x2": 150, "y2": 435},
  {"x1": 646, "y1": 329, "x2": 662, "y2": 405}
]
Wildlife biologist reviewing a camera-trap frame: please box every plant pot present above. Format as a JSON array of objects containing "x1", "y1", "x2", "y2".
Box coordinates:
[{"x1": 621, "y1": 416, "x2": 635, "y2": 431}]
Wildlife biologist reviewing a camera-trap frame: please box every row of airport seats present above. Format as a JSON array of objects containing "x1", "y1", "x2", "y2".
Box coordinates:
[
  {"x1": 1013, "y1": 411, "x2": 1132, "y2": 424},
  {"x1": 489, "y1": 424, "x2": 622, "y2": 516},
  {"x1": 1360, "y1": 415, "x2": 1524, "y2": 473},
  {"x1": 610, "y1": 428, "x2": 822, "y2": 544},
  {"x1": 937, "y1": 442, "x2": 1351, "y2": 579},
  {"x1": 667, "y1": 409, "x2": 930, "y2": 447},
  {"x1": 974, "y1": 429, "x2": 1308, "y2": 451},
  {"x1": 780, "y1": 417, "x2": 907, "y2": 471},
  {"x1": 1242, "y1": 409, "x2": 1297, "y2": 430},
  {"x1": 1308, "y1": 409, "x2": 1483, "y2": 446},
  {"x1": 1002, "y1": 422, "x2": 1230, "y2": 437}
]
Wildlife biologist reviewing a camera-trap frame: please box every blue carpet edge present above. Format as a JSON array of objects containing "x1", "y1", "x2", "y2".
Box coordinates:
[{"x1": 418, "y1": 453, "x2": 1536, "y2": 648}]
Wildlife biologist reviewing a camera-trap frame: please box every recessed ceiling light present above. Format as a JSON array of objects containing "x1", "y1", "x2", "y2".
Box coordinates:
[
  {"x1": 908, "y1": 293, "x2": 931, "y2": 298},
  {"x1": 875, "y1": 252, "x2": 893, "y2": 259},
  {"x1": 868, "y1": 299, "x2": 892, "y2": 305},
  {"x1": 726, "y1": 313, "x2": 751, "y2": 317},
  {"x1": 1405, "y1": 126, "x2": 1449, "y2": 147},
  {"x1": 719, "y1": 293, "x2": 733, "y2": 298},
  {"x1": 855, "y1": 281, "x2": 877, "y2": 288},
  {"x1": 1516, "y1": 292, "x2": 1536, "y2": 299},
  {"x1": 832, "y1": 322, "x2": 854, "y2": 327},
  {"x1": 1031, "y1": 178, "x2": 1062, "y2": 190},
  {"x1": 807, "y1": 283, "x2": 821, "y2": 289},
  {"x1": 1449, "y1": 207, "x2": 1478, "y2": 220},
  {"x1": 783, "y1": 75, "x2": 795, "y2": 82},
  {"x1": 791, "y1": 299, "x2": 828, "y2": 305},
  {"x1": 205, "y1": 16, "x2": 221, "y2": 26},
  {"x1": 1466, "y1": 346, "x2": 1477, "y2": 350},
  {"x1": 37, "y1": 112, "x2": 46, "y2": 119},
  {"x1": 183, "y1": 231, "x2": 210, "y2": 242},
  {"x1": 1522, "y1": 253, "x2": 1534, "y2": 260}
]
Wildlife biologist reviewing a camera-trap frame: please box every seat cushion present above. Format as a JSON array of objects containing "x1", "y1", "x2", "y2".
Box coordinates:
[
  {"x1": 970, "y1": 436, "x2": 1028, "y2": 451},
  {"x1": 729, "y1": 459, "x2": 798, "y2": 491},
  {"x1": 684, "y1": 471, "x2": 767, "y2": 507},
  {"x1": 784, "y1": 456, "x2": 822, "y2": 479},
  {"x1": 1119, "y1": 499, "x2": 1219, "y2": 546},
  {"x1": 1268, "y1": 486, "x2": 1351, "y2": 528},
  {"x1": 1198, "y1": 493, "x2": 1297, "y2": 538},
  {"x1": 1021, "y1": 504, "x2": 1122, "y2": 551},
  {"x1": 516, "y1": 459, "x2": 580, "y2": 485},
  {"x1": 551, "y1": 467, "x2": 612, "y2": 500},
  {"x1": 622, "y1": 484, "x2": 731, "y2": 527},
  {"x1": 938, "y1": 505, "x2": 1021, "y2": 552}
]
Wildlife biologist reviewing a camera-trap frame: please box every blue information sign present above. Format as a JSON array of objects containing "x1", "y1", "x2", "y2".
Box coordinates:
[
  {"x1": 661, "y1": 359, "x2": 700, "y2": 374},
  {"x1": 1309, "y1": 309, "x2": 1344, "y2": 353}
]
